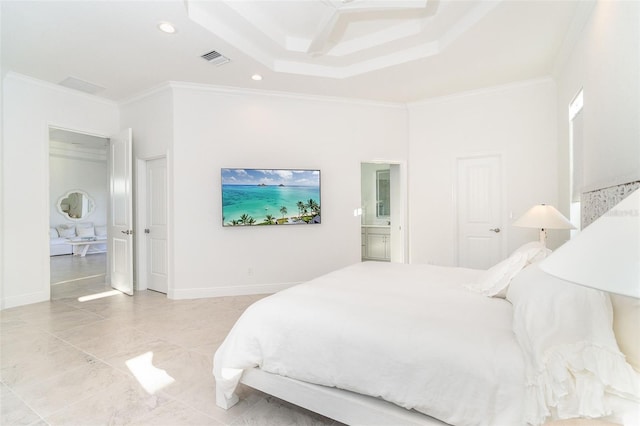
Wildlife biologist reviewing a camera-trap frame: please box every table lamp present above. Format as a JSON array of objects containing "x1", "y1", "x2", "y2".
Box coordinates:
[
  {"x1": 540, "y1": 189, "x2": 639, "y2": 298},
  {"x1": 513, "y1": 204, "x2": 575, "y2": 249}
]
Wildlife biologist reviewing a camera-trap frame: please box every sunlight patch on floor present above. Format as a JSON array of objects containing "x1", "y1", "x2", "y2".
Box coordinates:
[
  {"x1": 126, "y1": 351, "x2": 175, "y2": 394},
  {"x1": 77, "y1": 289, "x2": 122, "y2": 302}
]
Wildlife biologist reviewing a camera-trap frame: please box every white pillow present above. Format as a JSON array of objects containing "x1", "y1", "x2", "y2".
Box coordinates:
[
  {"x1": 466, "y1": 251, "x2": 529, "y2": 297},
  {"x1": 511, "y1": 241, "x2": 551, "y2": 264},
  {"x1": 56, "y1": 224, "x2": 76, "y2": 238},
  {"x1": 466, "y1": 241, "x2": 552, "y2": 298},
  {"x1": 95, "y1": 225, "x2": 107, "y2": 237},
  {"x1": 77, "y1": 226, "x2": 95, "y2": 238},
  {"x1": 507, "y1": 265, "x2": 640, "y2": 424}
]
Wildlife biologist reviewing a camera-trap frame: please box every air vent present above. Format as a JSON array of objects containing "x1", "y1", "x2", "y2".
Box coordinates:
[
  {"x1": 58, "y1": 77, "x2": 105, "y2": 94},
  {"x1": 201, "y1": 50, "x2": 230, "y2": 66}
]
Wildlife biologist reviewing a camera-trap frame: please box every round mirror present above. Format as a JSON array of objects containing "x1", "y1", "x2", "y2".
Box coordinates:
[{"x1": 57, "y1": 190, "x2": 95, "y2": 221}]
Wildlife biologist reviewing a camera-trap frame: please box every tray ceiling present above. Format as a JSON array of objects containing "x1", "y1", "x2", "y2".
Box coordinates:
[{"x1": 0, "y1": 0, "x2": 586, "y2": 103}]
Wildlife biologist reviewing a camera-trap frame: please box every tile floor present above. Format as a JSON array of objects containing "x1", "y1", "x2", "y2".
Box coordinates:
[
  {"x1": 1, "y1": 265, "x2": 341, "y2": 425},
  {"x1": 50, "y1": 253, "x2": 107, "y2": 286}
]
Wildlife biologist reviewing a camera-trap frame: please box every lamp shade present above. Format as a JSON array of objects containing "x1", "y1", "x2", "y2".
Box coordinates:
[
  {"x1": 512, "y1": 204, "x2": 575, "y2": 230},
  {"x1": 540, "y1": 189, "x2": 640, "y2": 298}
]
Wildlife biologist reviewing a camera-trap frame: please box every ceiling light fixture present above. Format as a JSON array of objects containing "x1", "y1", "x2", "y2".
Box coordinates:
[
  {"x1": 158, "y1": 22, "x2": 176, "y2": 34},
  {"x1": 251, "y1": 74, "x2": 263, "y2": 81}
]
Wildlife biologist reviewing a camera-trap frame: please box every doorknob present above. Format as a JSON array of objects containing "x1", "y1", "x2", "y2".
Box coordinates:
[
  {"x1": 489, "y1": 228, "x2": 501, "y2": 233},
  {"x1": 121, "y1": 230, "x2": 133, "y2": 235},
  {"x1": 144, "y1": 229, "x2": 150, "y2": 234}
]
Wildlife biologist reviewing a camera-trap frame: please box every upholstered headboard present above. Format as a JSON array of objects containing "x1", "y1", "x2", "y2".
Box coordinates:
[
  {"x1": 581, "y1": 180, "x2": 640, "y2": 372},
  {"x1": 581, "y1": 180, "x2": 640, "y2": 228}
]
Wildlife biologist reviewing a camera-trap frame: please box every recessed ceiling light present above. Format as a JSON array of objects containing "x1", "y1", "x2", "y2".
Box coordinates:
[
  {"x1": 158, "y1": 22, "x2": 176, "y2": 34},
  {"x1": 252, "y1": 74, "x2": 263, "y2": 81}
]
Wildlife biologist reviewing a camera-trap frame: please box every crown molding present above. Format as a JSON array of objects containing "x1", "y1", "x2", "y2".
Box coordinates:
[
  {"x1": 121, "y1": 78, "x2": 405, "y2": 109},
  {"x1": 118, "y1": 82, "x2": 174, "y2": 107}
]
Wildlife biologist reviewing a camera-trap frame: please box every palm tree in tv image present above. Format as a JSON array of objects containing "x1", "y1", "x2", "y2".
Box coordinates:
[
  {"x1": 263, "y1": 214, "x2": 276, "y2": 225},
  {"x1": 296, "y1": 201, "x2": 307, "y2": 219},
  {"x1": 239, "y1": 213, "x2": 256, "y2": 226},
  {"x1": 306, "y1": 199, "x2": 320, "y2": 217},
  {"x1": 279, "y1": 206, "x2": 287, "y2": 222}
]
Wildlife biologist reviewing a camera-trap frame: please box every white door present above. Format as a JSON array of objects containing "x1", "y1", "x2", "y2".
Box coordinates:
[
  {"x1": 389, "y1": 164, "x2": 404, "y2": 263},
  {"x1": 145, "y1": 158, "x2": 168, "y2": 294},
  {"x1": 109, "y1": 129, "x2": 134, "y2": 295},
  {"x1": 457, "y1": 155, "x2": 503, "y2": 269}
]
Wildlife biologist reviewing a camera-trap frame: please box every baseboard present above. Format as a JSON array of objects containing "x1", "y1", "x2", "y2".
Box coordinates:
[
  {"x1": 1, "y1": 289, "x2": 50, "y2": 310},
  {"x1": 168, "y1": 281, "x2": 300, "y2": 300}
]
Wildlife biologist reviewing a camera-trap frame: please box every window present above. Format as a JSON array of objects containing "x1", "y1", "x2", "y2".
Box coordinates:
[{"x1": 569, "y1": 89, "x2": 584, "y2": 235}]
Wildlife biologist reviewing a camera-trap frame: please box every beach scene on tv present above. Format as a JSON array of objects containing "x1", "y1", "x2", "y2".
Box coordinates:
[{"x1": 221, "y1": 168, "x2": 321, "y2": 226}]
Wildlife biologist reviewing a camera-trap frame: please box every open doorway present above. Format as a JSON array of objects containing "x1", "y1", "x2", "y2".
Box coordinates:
[
  {"x1": 49, "y1": 127, "x2": 110, "y2": 299},
  {"x1": 360, "y1": 162, "x2": 406, "y2": 263}
]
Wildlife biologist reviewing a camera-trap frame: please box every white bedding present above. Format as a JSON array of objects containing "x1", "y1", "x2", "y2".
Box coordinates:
[{"x1": 214, "y1": 261, "x2": 526, "y2": 425}]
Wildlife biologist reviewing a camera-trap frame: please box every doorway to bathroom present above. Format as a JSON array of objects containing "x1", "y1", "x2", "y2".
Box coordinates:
[{"x1": 360, "y1": 162, "x2": 406, "y2": 263}]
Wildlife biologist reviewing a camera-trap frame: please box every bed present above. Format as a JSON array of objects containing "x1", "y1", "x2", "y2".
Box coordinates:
[{"x1": 213, "y1": 183, "x2": 640, "y2": 425}]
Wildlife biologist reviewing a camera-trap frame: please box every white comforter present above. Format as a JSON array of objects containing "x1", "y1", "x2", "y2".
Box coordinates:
[{"x1": 214, "y1": 262, "x2": 526, "y2": 425}]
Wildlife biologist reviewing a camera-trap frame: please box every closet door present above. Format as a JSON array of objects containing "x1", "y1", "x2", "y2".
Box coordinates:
[
  {"x1": 456, "y1": 155, "x2": 504, "y2": 269},
  {"x1": 145, "y1": 157, "x2": 168, "y2": 294}
]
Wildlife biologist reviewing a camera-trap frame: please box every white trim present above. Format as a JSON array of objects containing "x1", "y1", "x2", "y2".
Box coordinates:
[
  {"x1": 48, "y1": 124, "x2": 111, "y2": 140},
  {"x1": 568, "y1": 88, "x2": 584, "y2": 120},
  {"x1": 1, "y1": 290, "x2": 50, "y2": 310},
  {"x1": 169, "y1": 281, "x2": 299, "y2": 300},
  {"x1": 166, "y1": 150, "x2": 174, "y2": 299},
  {"x1": 118, "y1": 82, "x2": 174, "y2": 106},
  {"x1": 42, "y1": 124, "x2": 52, "y2": 302},
  {"x1": 135, "y1": 158, "x2": 148, "y2": 292},
  {"x1": 166, "y1": 81, "x2": 406, "y2": 109}
]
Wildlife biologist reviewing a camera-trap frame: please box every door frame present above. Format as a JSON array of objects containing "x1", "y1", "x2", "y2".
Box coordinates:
[
  {"x1": 453, "y1": 152, "x2": 507, "y2": 267},
  {"x1": 46, "y1": 123, "x2": 112, "y2": 298},
  {"x1": 359, "y1": 159, "x2": 409, "y2": 263},
  {"x1": 135, "y1": 152, "x2": 172, "y2": 295}
]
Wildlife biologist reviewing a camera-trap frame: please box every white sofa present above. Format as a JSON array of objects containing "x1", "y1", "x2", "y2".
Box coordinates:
[{"x1": 50, "y1": 222, "x2": 107, "y2": 256}]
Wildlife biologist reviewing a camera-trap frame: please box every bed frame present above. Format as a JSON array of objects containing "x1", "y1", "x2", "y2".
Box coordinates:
[
  {"x1": 216, "y1": 180, "x2": 639, "y2": 425},
  {"x1": 217, "y1": 368, "x2": 446, "y2": 425}
]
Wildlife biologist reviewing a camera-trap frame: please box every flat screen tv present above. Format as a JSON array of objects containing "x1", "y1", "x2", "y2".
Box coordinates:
[{"x1": 221, "y1": 168, "x2": 321, "y2": 226}]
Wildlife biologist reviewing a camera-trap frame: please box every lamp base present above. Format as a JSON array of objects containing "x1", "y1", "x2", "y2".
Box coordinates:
[{"x1": 539, "y1": 228, "x2": 547, "y2": 250}]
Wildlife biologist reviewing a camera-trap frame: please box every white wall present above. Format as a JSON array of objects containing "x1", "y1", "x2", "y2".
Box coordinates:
[
  {"x1": 555, "y1": 0, "x2": 640, "y2": 208},
  {"x1": 407, "y1": 79, "x2": 559, "y2": 267},
  {"x1": 1, "y1": 73, "x2": 118, "y2": 309},
  {"x1": 120, "y1": 87, "x2": 174, "y2": 159},
  {"x1": 49, "y1": 156, "x2": 108, "y2": 227},
  {"x1": 170, "y1": 85, "x2": 407, "y2": 298}
]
